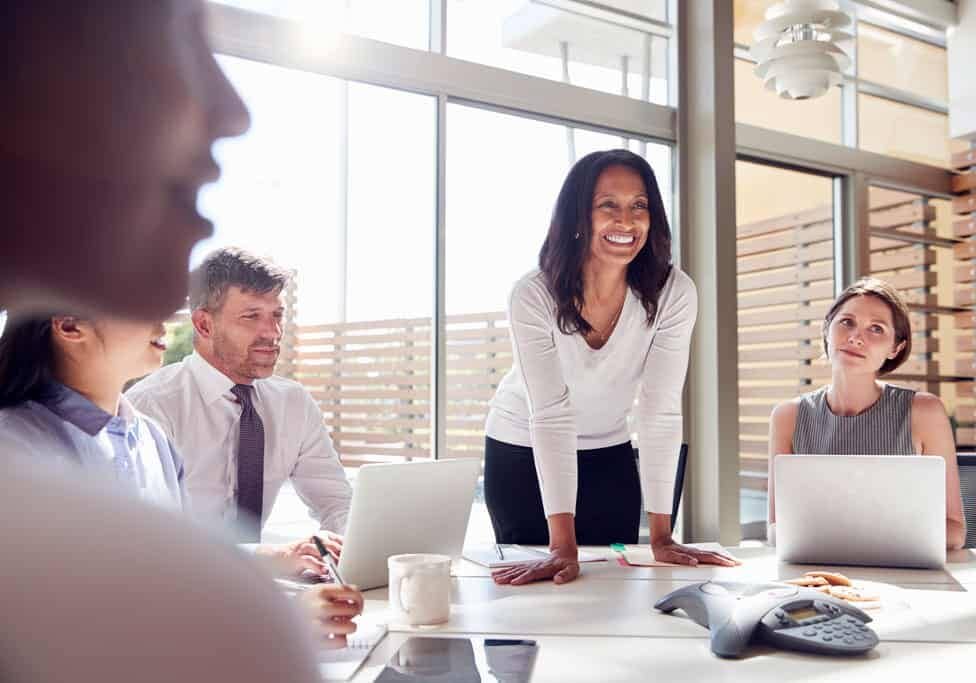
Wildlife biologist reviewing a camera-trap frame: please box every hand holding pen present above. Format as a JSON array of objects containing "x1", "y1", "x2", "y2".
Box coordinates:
[{"x1": 305, "y1": 535, "x2": 364, "y2": 640}]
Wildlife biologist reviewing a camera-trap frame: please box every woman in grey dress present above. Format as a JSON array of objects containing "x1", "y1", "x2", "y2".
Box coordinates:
[{"x1": 766, "y1": 278, "x2": 967, "y2": 549}]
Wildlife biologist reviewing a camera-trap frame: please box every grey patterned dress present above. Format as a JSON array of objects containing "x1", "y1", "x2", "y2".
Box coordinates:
[{"x1": 792, "y1": 384, "x2": 916, "y2": 455}]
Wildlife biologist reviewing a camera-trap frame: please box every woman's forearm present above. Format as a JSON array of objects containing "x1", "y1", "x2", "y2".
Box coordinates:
[
  {"x1": 547, "y1": 513, "x2": 578, "y2": 554},
  {"x1": 948, "y1": 518, "x2": 966, "y2": 550}
]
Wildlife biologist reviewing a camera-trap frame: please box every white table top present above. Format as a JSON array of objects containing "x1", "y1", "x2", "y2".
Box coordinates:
[
  {"x1": 351, "y1": 632, "x2": 976, "y2": 682},
  {"x1": 348, "y1": 545, "x2": 976, "y2": 681},
  {"x1": 454, "y1": 545, "x2": 976, "y2": 587}
]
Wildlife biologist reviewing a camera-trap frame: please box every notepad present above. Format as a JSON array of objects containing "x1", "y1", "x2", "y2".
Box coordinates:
[
  {"x1": 319, "y1": 617, "x2": 388, "y2": 681},
  {"x1": 462, "y1": 544, "x2": 607, "y2": 568},
  {"x1": 616, "y1": 542, "x2": 737, "y2": 567}
]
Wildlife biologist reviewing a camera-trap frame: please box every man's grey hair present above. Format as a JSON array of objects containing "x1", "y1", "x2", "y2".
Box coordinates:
[{"x1": 189, "y1": 248, "x2": 291, "y2": 312}]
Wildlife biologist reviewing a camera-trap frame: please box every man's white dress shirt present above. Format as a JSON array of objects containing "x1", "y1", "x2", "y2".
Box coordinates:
[{"x1": 127, "y1": 351, "x2": 351, "y2": 534}]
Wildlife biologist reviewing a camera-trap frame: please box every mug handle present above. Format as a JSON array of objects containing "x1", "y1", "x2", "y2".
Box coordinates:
[{"x1": 398, "y1": 574, "x2": 412, "y2": 614}]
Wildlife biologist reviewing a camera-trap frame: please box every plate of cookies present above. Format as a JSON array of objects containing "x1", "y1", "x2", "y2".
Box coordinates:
[{"x1": 782, "y1": 571, "x2": 890, "y2": 610}]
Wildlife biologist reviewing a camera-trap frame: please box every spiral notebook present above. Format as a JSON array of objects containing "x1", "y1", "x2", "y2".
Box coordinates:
[{"x1": 319, "y1": 617, "x2": 388, "y2": 681}]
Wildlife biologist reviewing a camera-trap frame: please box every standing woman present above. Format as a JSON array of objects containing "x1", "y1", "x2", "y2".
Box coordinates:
[
  {"x1": 767, "y1": 278, "x2": 967, "y2": 549},
  {"x1": 484, "y1": 149, "x2": 738, "y2": 586}
]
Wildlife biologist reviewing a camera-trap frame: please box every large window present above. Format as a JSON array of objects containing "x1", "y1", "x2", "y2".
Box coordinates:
[
  {"x1": 197, "y1": 56, "x2": 437, "y2": 475},
  {"x1": 735, "y1": 161, "x2": 836, "y2": 539},
  {"x1": 448, "y1": 0, "x2": 671, "y2": 105}
]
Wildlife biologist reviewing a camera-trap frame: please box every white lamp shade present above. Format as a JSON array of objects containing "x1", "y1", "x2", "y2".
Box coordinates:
[{"x1": 750, "y1": 0, "x2": 853, "y2": 100}]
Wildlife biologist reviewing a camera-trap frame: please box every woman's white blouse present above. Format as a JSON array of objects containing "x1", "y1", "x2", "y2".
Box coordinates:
[{"x1": 485, "y1": 267, "x2": 697, "y2": 517}]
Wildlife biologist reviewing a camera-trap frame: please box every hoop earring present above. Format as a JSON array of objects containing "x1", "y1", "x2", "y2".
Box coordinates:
[{"x1": 574, "y1": 232, "x2": 581, "y2": 240}]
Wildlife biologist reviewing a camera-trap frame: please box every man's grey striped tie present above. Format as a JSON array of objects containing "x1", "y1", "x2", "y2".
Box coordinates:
[{"x1": 231, "y1": 384, "x2": 264, "y2": 542}]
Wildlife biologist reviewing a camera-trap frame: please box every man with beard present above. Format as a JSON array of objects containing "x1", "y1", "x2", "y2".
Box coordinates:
[{"x1": 128, "y1": 247, "x2": 352, "y2": 551}]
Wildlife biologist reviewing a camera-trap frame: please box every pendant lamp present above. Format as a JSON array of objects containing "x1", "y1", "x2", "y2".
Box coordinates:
[{"x1": 751, "y1": 0, "x2": 853, "y2": 100}]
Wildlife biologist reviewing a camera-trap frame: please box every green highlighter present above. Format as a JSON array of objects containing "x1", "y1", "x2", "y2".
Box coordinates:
[{"x1": 610, "y1": 543, "x2": 626, "y2": 553}]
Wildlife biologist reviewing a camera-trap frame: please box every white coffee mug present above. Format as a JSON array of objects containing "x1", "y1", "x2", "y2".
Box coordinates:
[{"x1": 388, "y1": 553, "x2": 451, "y2": 626}]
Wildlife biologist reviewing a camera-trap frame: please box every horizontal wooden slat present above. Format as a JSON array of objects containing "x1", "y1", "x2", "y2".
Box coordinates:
[
  {"x1": 739, "y1": 345, "x2": 822, "y2": 362},
  {"x1": 738, "y1": 281, "x2": 834, "y2": 309},
  {"x1": 736, "y1": 206, "x2": 832, "y2": 238},
  {"x1": 957, "y1": 263, "x2": 976, "y2": 284},
  {"x1": 340, "y1": 446, "x2": 431, "y2": 458},
  {"x1": 298, "y1": 346, "x2": 431, "y2": 361},
  {"x1": 870, "y1": 245, "x2": 934, "y2": 271},
  {"x1": 737, "y1": 262, "x2": 833, "y2": 292},
  {"x1": 955, "y1": 288, "x2": 975, "y2": 307},
  {"x1": 312, "y1": 389, "x2": 429, "y2": 401},
  {"x1": 314, "y1": 375, "x2": 430, "y2": 387},
  {"x1": 956, "y1": 335, "x2": 976, "y2": 353},
  {"x1": 870, "y1": 201, "x2": 934, "y2": 230},
  {"x1": 955, "y1": 241, "x2": 976, "y2": 260},
  {"x1": 738, "y1": 403, "x2": 776, "y2": 418},
  {"x1": 737, "y1": 243, "x2": 833, "y2": 275},
  {"x1": 738, "y1": 304, "x2": 829, "y2": 327},
  {"x1": 334, "y1": 432, "x2": 429, "y2": 446},
  {"x1": 953, "y1": 148, "x2": 976, "y2": 170},
  {"x1": 958, "y1": 382, "x2": 976, "y2": 398},
  {"x1": 956, "y1": 358, "x2": 976, "y2": 376},
  {"x1": 737, "y1": 222, "x2": 833, "y2": 258},
  {"x1": 739, "y1": 422, "x2": 770, "y2": 437},
  {"x1": 884, "y1": 269, "x2": 937, "y2": 290},
  {"x1": 956, "y1": 405, "x2": 976, "y2": 423},
  {"x1": 738, "y1": 384, "x2": 808, "y2": 399},
  {"x1": 954, "y1": 194, "x2": 976, "y2": 215},
  {"x1": 955, "y1": 217, "x2": 976, "y2": 238},
  {"x1": 332, "y1": 417, "x2": 429, "y2": 429},
  {"x1": 957, "y1": 312, "x2": 976, "y2": 330},
  {"x1": 738, "y1": 324, "x2": 820, "y2": 344},
  {"x1": 954, "y1": 172, "x2": 976, "y2": 194},
  {"x1": 956, "y1": 428, "x2": 976, "y2": 446}
]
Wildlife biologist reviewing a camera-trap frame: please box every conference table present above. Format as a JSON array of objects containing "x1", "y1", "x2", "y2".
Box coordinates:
[{"x1": 345, "y1": 544, "x2": 976, "y2": 681}]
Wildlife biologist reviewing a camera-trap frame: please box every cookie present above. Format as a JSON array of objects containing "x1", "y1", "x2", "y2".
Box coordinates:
[
  {"x1": 803, "y1": 571, "x2": 852, "y2": 587},
  {"x1": 784, "y1": 575, "x2": 829, "y2": 587},
  {"x1": 825, "y1": 585, "x2": 879, "y2": 602}
]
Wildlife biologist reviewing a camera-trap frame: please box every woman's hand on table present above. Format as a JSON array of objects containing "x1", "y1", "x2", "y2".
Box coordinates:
[
  {"x1": 490, "y1": 546, "x2": 580, "y2": 586},
  {"x1": 650, "y1": 539, "x2": 740, "y2": 566}
]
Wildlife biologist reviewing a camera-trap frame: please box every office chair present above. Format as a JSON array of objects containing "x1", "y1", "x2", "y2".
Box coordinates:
[
  {"x1": 671, "y1": 443, "x2": 688, "y2": 534},
  {"x1": 959, "y1": 454, "x2": 976, "y2": 549}
]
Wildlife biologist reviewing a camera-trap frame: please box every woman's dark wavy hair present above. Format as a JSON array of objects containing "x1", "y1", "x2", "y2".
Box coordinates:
[
  {"x1": 0, "y1": 315, "x2": 57, "y2": 409},
  {"x1": 539, "y1": 149, "x2": 672, "y2": 335}
]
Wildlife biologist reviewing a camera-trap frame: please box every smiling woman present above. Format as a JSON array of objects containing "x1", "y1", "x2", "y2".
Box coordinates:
[
  {"x1": 0, "y1": 313, "x2": 182, "y2": 508},
  {"x1": 482, "y1": 149, "x2": 739, "y2": 587}
]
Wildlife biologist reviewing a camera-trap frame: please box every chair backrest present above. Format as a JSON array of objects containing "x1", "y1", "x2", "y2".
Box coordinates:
[
  {"x1": 671, "y1": 443, "x2": 688, "y2": 533},
  {"x1": 958, "y1": 454, "x2": 976, "y2": 549}
]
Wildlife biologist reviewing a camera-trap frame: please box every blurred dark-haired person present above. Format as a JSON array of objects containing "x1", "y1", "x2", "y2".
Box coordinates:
[
  {"x1": 767, "y1": 277, "x2": 966, "y2": 550},
  {"x1": 0, "y1": 315, "x2": 185, "y2": 508},
  {"x1": 484, "y1": 149, "x2": 738, "y2": 587},
  {"x1": 127, "y1": 247, "x2": 352, "y2": 555},
  {"x1": 0, "y1": 313, "x2": 365, "y2": 637},
  {"x1": 0, "y1": 1, "x2": 330, "y2": 681}
]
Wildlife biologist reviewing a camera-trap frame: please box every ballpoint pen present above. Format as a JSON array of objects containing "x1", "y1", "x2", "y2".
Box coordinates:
[
  {"x1": 313, "y1": 535, "x2": 348, "y2": 587},
  {"x1": 495, "y1": 543, "x2": 505, "y2": 561}
]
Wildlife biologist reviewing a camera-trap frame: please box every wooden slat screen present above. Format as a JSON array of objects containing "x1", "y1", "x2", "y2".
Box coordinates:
[{"x1": 737, "y1": 187, "x2": 963, "y2": 493}]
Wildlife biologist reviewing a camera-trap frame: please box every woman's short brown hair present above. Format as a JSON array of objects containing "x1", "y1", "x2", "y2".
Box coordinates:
[{"x1": 821, "y1": 277, "x2": 912, "y2": 376}]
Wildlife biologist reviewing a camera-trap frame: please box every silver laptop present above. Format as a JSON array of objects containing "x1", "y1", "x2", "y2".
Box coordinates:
[
  {"x1": 337, "y1": 458, "x2": 481, "y2": 589},
  {"x1": 775, "y1": 455, "x2": 945, "y2": 569}
]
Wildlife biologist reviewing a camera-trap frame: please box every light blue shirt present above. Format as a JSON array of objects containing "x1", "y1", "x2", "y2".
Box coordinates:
[{"x1": 0, "y1": 382, "x2": 186, "y2": 510}]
